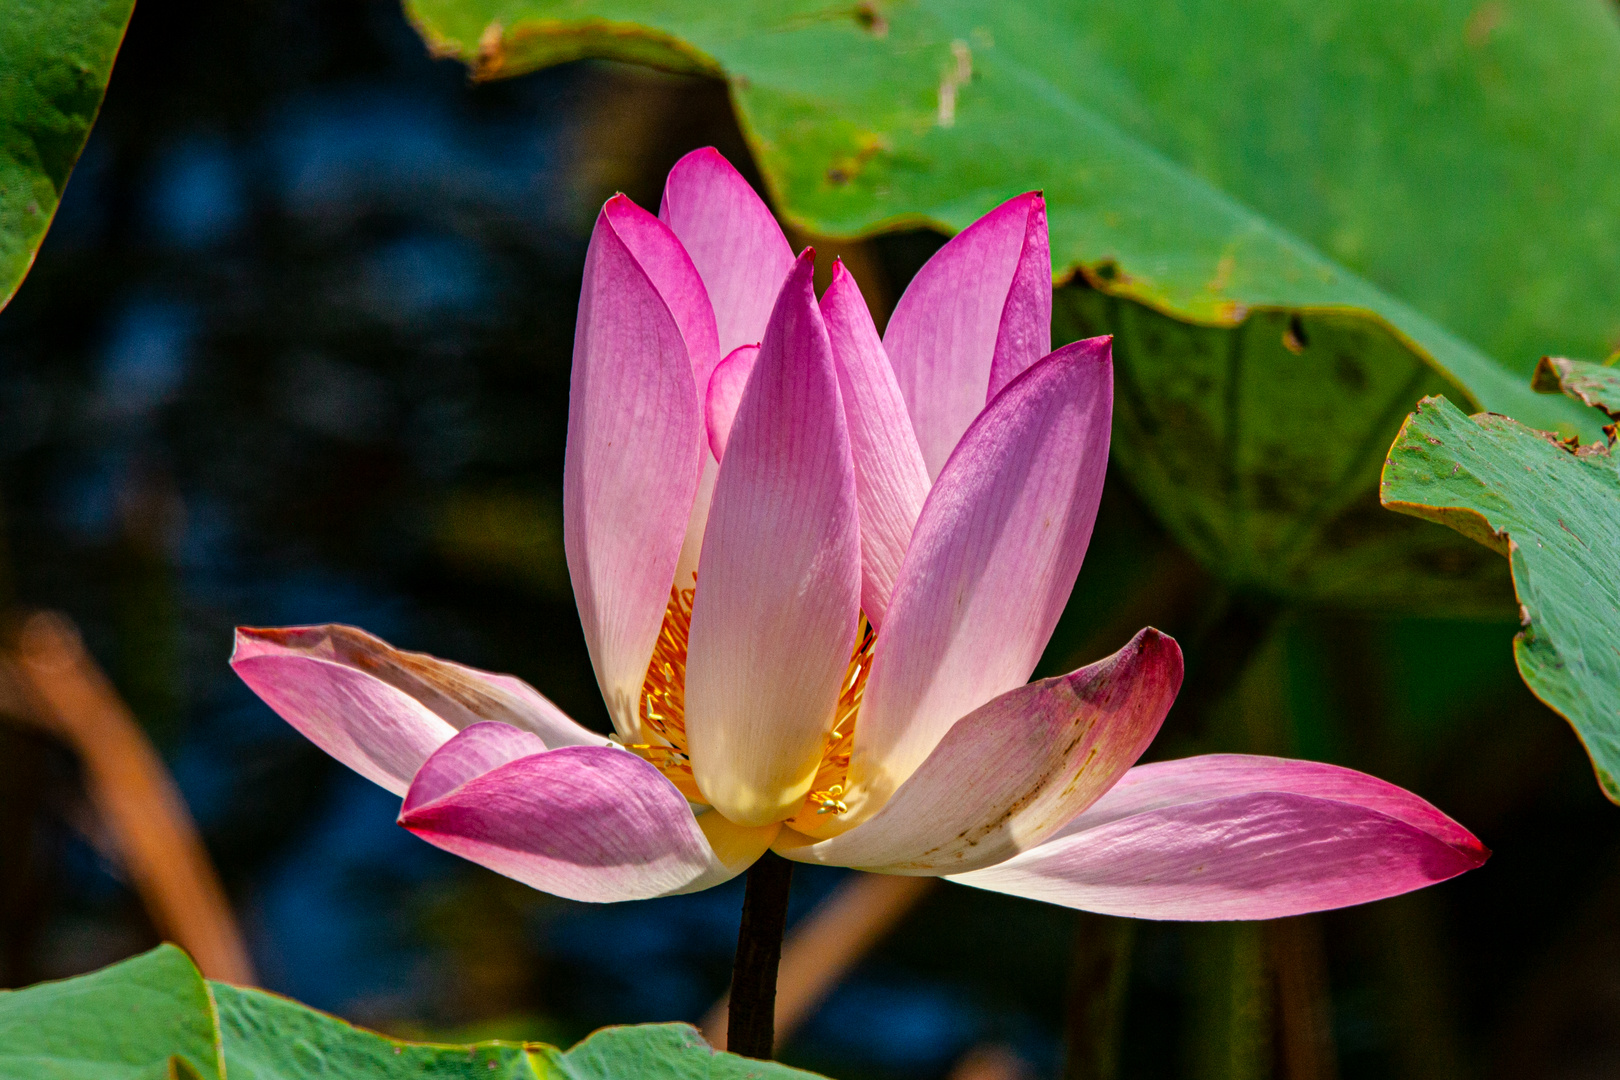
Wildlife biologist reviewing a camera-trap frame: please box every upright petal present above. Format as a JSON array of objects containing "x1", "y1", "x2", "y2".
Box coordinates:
[
  {"x1": 883, "y1": 192, "x2": 1051, "y2": 477},
  {"x1": 948, "y1": 755, "x2": 1490, "y2": 920},
  {"x1": 705, "y1": 344, "x2": 759, "y2": 462},
  {"x1": 401, "y1": 724, "x2": 776, "y2": 902},
  {"x1": 660, "y1": 147, "x2": 797, "y2": 357},
  {"x1": 777, "y1": 628, "x2": 1182, "y2": 862},
  {"x1": 848, "y1": 338, "x2": 1113, "y2": 814},
  {"x1": 602, "y1": 194, "x2": 721, "y2": 391},
  {"x1": 565, "y1": 203, "x2": 706, "y2": 737},
  {"x1": 821, "y1": 260, "x2": 931, "y2": 629},
  {"x1": 231, "y1": 625, "x2": 607, "y2": 796},
  {"x1": 685, "y1": 252, "x2": 862, "y2": 827}
]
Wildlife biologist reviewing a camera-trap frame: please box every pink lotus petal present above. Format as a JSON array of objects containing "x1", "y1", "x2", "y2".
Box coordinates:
[
  {"x1": 820, "y1": 260, "x2": 931, "y2": 629},
  {"x1": 231, "y1": 625, "x2": 606, "y2": 796},
  {"x1": 849, "y1": 338, "x2": 1113, "y2": 812},
  {"x1": 883, "y1": 192, "x2": 1051, "y2": 478},
  {"x1": 565, "y1": 201, "x2": 706, "y2": 738},
  {"x1": 685, "y1": 252, "x2": 862, "y2": 827},
  {"x1": 778, "y1": 628, "x2": 1182, "y2": 870},
  {"x1": 602, "y1": 194, "x2": 721, "y2": 392},
  {"x1": 705, "y1": 344, "x2": 759, "y2": 462},
  {"x1": 400, "y1": 727, "x2": 750, "y2": 902},
  {"x1": 660, "y1": 147, "x2": 796, "y2": 358},
  {"x1": 947, "y1": 755, "x2": 1490, "y2": 920}
]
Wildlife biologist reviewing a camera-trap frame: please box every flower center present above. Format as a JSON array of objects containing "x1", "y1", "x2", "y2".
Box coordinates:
[{"x1": 633, "y1": 581, "x2": 875, "y2": 816}]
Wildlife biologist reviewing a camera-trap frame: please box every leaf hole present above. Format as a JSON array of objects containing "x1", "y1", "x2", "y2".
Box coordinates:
[
  {"x1": 1283, "y1": 315, "x2": 1309, "y2": 354},
  {"x1": 853, "y1": 2, "x2": 889, "y2": 36}
]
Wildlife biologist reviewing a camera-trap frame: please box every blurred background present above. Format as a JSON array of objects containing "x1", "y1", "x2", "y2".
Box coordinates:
[{"x1": 1, "y1": 1, "x2": 1618, "y2": 1078}]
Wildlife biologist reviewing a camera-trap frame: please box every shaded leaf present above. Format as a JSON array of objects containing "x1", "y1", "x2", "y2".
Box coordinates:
[
  {"x1": 0, "y1": 944, "x2": 222, "y2": 1080},
  {"x1": 401, "y1": 0, "x2": 1616, "y2": 610},
  {"x1": 1381, "y1": 394, "x2": 1620, "y2": 801},
  {"x1": 0, "y1": 0, "x2": 135, "y2": 308}
]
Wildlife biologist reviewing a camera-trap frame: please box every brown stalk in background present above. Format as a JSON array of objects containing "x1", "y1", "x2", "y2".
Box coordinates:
[{"x1": 0, "y1": 611, "x2": 254, "y2": 985}]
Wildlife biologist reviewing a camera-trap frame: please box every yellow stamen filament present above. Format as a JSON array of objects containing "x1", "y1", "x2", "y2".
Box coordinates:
[{"x1": 634, "y1": 582, "x2": 875, "y2": 817}]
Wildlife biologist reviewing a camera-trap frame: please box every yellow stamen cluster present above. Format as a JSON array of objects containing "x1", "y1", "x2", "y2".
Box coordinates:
[{"x1": 633, "y1": 582, "x2": 875, "y2": 817}]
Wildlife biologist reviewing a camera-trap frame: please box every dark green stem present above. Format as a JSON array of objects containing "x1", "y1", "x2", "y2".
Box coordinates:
[{"x1": 727, "y1": 850, "x2": 793, "y2": 1059}]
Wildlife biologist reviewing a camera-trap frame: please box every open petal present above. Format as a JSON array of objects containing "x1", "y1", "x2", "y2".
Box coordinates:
[
  {"x1": 400, "y1": 724, "x2": 774, "y2": 902},
  {"x1": 883, "y1": 192, "x2": 1051, "y2": 478},
  {"x1": 602, "y1": 194, "x2": 721, "y2": 391},
  {"x1": 947, "y1": 755, "x2": 1490, "y2": 920},
  {"x1": 230, "y1": 625, "x2": 607, "y2": 796},
  {"x1": 565, "y1": 201, "x2": 706, "y2": 738},
  {"x1": 848, "y1": 338, "x2": 1113, "y2": 815},
  {"x1": 660, "y1": 147, "x2": 796, "y2": 358},
  {"x1": 705, "y1": 344, "x2": 759, "y2": 462},
  {"x1": 777, "y1": 627, "x2": 1182, "y2": 864},
  {"x1": 685, "y1": 252, "x2": 862, "y2": 827},
  {"x1": 821, "y1": 260, "x2": 931, "y2": 629}
]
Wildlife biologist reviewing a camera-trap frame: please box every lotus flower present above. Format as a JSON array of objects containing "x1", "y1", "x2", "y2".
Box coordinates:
[{"x1": 232, "y1": 149, "x2": 1486, "y2": 918}]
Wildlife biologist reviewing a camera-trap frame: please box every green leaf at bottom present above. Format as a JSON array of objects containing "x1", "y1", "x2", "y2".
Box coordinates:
[{"x1": 0, "y1": 944, "x2": 222, "y2": 1080}]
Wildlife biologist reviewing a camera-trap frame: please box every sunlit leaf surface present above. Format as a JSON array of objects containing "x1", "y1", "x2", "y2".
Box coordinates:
[
  {"x1": 1381, "y1": 362, "x2": 1620, "y2": 801},
  {"x1": 401, "y1": 0, "x2": 1620, "y2": 609},
  {"x1": 0, "y1": 946, "x2": 830, "y2": 1079},
  {"x1": 0, "y1": 0, "x2": 135, "y2": 308}
]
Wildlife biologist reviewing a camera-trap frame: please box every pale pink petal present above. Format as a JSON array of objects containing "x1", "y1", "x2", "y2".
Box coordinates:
[
  {"x1": 231, "y1": 625, "x2": 607, "y2": 796},
  {"x1": 685, "y1": 252, "x2": 862, "y2": 827},
  {"x1": 820, "y1": 260, "x2": 931, "y2": 629},
  {"x1": 705, "y1": 344, "x2": 759, "y2": 462},
  {"x1": 565, "y1": 201, "x2": 706, "y2": 738},
  {"x1": 659, "y1": 147, "x2": 796, "y2": 357},
  {"x1": 400, "y1": 724, "x2": 768, "y2": 902},
  {"x1": 777, "y1": 628, "x2": 1182, "y2": 868},
  {"x1": 947, "y1": 755, "x2": 1490, "y2": 920},
  {"x1": 602, "y1": 194, "x2": 721, "y2": 392},
  {"x1": 847, "y1": 338, "x2": 1113, "y2": 815},
  {"x1": 883, "y1": 192, "x2": 1051, "y2": 477}
]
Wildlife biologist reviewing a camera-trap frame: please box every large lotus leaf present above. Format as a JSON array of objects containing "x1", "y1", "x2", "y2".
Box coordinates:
[
  {"x1": 0, "y1": 0, "x2": 135, "y2": 308},
  {"x1": 400, "y1": 0, "x2": 1615, "y2": 609},
  {"x1": 1381, "y1": 367, "x2": 1620, "y2": 801},
  {"x1": 0, "y1": 944, "x2": 222, "y2": 1080}
]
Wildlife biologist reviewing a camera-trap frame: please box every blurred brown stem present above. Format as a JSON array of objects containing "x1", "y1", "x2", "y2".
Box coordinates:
[{"x1": 2, "y1": 611, "x2": 254, "y2": 985}]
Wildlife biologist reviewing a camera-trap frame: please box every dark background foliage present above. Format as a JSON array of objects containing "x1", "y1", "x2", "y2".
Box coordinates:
[{"x1": 1, "y1": 2, "x2": 1617, "y2": 1078}]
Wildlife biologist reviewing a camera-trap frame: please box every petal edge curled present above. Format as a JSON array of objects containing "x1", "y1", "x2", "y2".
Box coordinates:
[
  {"x1": 947, "y1": 755, "x2": 1489, "y2": 920},
  {"x1": 778, "y1": 627, "x2": 1183, "y2": 865},
  {"x1": 231, "y1": 624, "x2": 606, "y2": 796}
]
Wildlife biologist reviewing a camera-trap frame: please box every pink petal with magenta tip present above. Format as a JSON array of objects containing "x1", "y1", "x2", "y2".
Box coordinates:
[
  {"x1": 565, "y1": 201, "x2": 706, "y2": 738},
  {"x1": 884, "y1": 192, "x2": 1051, "y2": 477},
  {"x1": 849, "y1": 338, "x2": 1112, "y2": 813},
  {"x1": 948, "y1": 755, "x2": 1489, "y2": 919}
]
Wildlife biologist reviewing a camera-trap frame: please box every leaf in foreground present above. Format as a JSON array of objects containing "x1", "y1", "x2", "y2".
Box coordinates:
[
  {"x1": 0, "y1": 944, "x2": 221, "y2": 1080},
  {"x1": 0, "y1": 945, "x2": 831, "y2": 1079},
  {"x1": 1381, "y1": 359, "x2": 1620, "y2": 801},
  {"x1": 0, "y1": 0, "x2": 136, "y2": 309}
]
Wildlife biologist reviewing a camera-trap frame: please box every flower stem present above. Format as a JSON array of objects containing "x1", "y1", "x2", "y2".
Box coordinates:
[{"x1": 727, "y1": 850, "x2": 793, "y2": 1059}]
